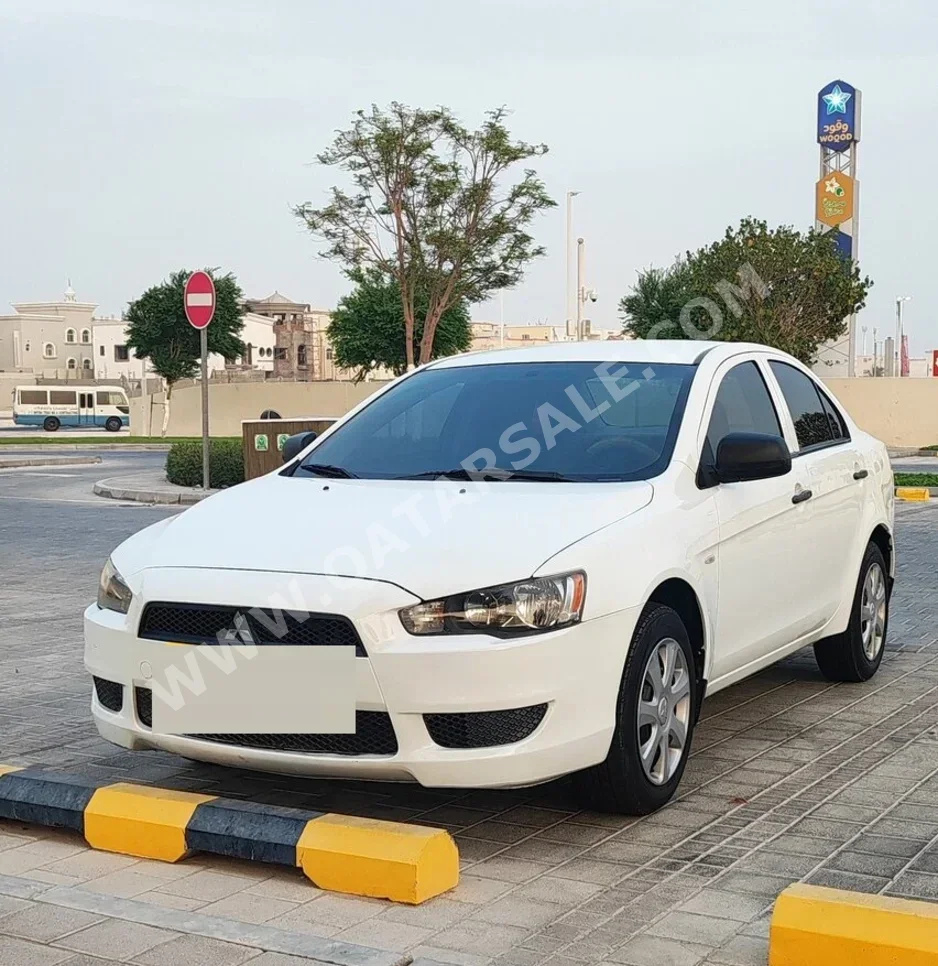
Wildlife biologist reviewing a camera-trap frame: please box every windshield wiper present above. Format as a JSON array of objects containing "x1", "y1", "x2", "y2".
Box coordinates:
[
  {"x1": 395, "y1": 469, "x2": 474, "y2": 480},
  {"x1": 497, "y1": 469, "x2": 575, "y2": 482},
  {"x1": 396, "y1": 468, "x2": 573, "y2": 482},
  {"x1": 300, "y1": 462, "x2": 358, "y2": 479}
]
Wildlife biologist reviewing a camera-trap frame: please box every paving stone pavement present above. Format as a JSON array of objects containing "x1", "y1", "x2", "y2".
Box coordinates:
[{"x1": 1, "y1": 498, "x2": 938, "y2": 965}]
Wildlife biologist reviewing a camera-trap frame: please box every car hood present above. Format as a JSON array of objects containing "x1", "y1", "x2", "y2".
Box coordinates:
[{"x1": 115, "y1": 473, "x2": 653, "y2": 600}]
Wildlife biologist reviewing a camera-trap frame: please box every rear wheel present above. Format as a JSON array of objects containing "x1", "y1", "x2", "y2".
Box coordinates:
[
  {"x1": 814, "y1": 542, "x2": 888, "y2": 682},
  {"x1": 573, "y1": 604, "x2": 697, "y2": 814},
  {"x1": 43, "y1": 416, "x2": 60, "y2": 432},
  {"x1": 104, "y1": 417, "x2": 122, "y2": 433}
]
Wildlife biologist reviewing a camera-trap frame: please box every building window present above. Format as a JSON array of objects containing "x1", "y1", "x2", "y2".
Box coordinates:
[
  {"x1": 326, "y1": 347, "x2": 334, "y2": 360},
  {"x1": 81, "y1": 328, "x2": 91, "y2": 344},
  {"x1": 82, "y1": 358, "x2": 93, "y2": 370},
  {"x1": 99, "y1": 345, "x2": 105, "y2": 356},
  {"x1": 65, "y1": 328, "x2": 77, "y2": 344},
  {"x1": 297, "y1": 345, "x2": 308, "y2": 367},
  {"x1": 43, "y1": 343, "x2": 56, "y2": 359},
  {"x1": 274, "y1": 347, "x2": 287, "y2": 361},
  {"x1": 114, "y1": 345, "x2": 130, "y2": 362},
  {"x1": 67, "y1": 357, "x2": 77, "y2": 370}
]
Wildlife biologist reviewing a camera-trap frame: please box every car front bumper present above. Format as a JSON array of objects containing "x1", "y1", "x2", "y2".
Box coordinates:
[{"x1": 84, "y1": 568, "x2": 637, "y2": 788}]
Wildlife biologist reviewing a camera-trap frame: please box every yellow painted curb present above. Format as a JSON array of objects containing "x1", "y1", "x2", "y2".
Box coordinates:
[
  {"x1": 84, "y1": 783, "x2": 217, "y2": 861},
  {"x1": 0, "y1": 766, "x2": 24, "y2": 779},
  {"x1": 297, "y1": 813, "x2": 459, "y2": 904},
  {"x1": 770, "y1": 883, "x2": 938, "y2": 965},
  {"x1": 896, "y1": 486, "x2": 931, "y2": 501}
]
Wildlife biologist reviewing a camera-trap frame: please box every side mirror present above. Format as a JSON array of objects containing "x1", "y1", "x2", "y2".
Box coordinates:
[
  {"x1": 715, "y1": 432, "x2": 791, "y2": 484},
  {"x1": 281, "y1": 431, "x2": 317, "y2": 464}
]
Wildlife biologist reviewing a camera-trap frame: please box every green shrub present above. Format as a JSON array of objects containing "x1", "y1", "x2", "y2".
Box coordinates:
[{"x1": 166, "y1": 439, "x2": 244, "y2": 489}]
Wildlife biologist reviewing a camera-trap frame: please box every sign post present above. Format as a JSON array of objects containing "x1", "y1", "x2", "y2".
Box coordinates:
[{"x1": 183, "y1": 271, "x2": 216, "y2": 491}]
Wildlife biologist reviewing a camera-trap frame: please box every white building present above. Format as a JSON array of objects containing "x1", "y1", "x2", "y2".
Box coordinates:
[{"x1": 92, "y1": 310, "x2": 275, "y2": 381}]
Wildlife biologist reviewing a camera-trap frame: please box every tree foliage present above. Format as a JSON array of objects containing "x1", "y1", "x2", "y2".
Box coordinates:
[
  {"x1": 295, "y1": 103, "x2": 554, "y2": 369},
  {"x1": 125, "y1": 269, "x2": 244, "y2": 435},
  {"x1": 620, "y1": 218, "x2": 873, "y2": 363},
  {"x1": 328, "y1": 269, "x2": 471, "y2": 380}
]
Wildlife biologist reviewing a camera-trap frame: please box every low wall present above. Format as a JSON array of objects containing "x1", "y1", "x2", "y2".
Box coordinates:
[
  {"x1": 823, "y1": 378, "x2": 938, "y2": 448},
  {"x1": 131, "y1": 380, "x2": 389, "y2": 437},
  {"x1": 127, "y1": 373, "x2": 938, "y2": 449}
]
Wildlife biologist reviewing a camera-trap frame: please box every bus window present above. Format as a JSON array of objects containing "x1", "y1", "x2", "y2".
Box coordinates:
[
  {"x1": 50, "y1": 390, "x2": 77, "y2": 405},
  {"x1": 19, "y1": 389, "x2": 48, "y2": 405}
]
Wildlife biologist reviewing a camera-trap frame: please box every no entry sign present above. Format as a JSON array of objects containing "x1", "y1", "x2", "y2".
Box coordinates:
[{"x1": 184, "y1": 271, "x2": 216, "y2": 329}]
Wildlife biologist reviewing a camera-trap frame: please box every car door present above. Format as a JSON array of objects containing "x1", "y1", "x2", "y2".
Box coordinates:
[
  {"x1": 701, "y1": 358, "x2": 817, "y2": 682},
  {"x1": 766, "y1": 360, "x2": 861, "y2": 629}
]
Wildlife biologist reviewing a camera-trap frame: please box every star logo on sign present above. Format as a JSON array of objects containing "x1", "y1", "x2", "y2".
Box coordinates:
[{"x1": 823, "y1": 84, "x2": 852, "y2": 115}]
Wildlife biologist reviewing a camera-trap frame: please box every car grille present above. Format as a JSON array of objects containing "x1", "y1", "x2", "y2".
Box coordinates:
[
  {"x1": 425, "y1": 705, "x2": 548, "y2": 749},
  {"x1": 138, "y1": 602, "x2": 366, "y2": 656},
  {"x1": 132, "y1": 688, "x2": 396, "y2": 756},
  {"x1": 93, "y1": 677, "x2": 123, "y2": 713}
]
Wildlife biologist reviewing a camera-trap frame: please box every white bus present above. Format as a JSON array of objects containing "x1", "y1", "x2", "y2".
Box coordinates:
[{"x1": 12, "y1": 386, "x2": 130, "y2": 432}]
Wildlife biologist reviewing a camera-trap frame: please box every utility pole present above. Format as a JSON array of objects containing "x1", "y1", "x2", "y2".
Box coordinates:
[
  {"x1": 565, "y1": 190, "x2": 579, "y2": 339},
  {"x1": 895, "y1": 296, "x2": 912, "y2": 376}
]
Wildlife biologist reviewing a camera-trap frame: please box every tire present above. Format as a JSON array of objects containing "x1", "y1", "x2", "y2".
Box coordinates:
[
  {"x1": 104, "y1": 417, "x2": 122, "y2": 433},
  {"x1": 814, "y1": 542, "x2": 889, "y2": 683},
  {"x1": 573, "y1": 604, "x2": 698, "y2": 814},
  {"x1": 43, "y1": 417, "x2": 60, "y2": 432}
]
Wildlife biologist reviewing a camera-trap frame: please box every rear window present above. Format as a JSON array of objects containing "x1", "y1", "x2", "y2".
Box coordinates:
[{"x1": 19, "y1": 390, "x2": 47, "y2": 405}]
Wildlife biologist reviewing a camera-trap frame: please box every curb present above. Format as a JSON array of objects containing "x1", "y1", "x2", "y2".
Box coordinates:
[
  {"x1": 0, "y1": 443, "x2": 171, "y2": 451},
  {"x1": 895, "y1": 486, "x2": 934, "y2": 501},
  {"x1": 94, "y1": 478, "x2": 210, "y2": 505},
  {"x1": 0, "y1": 765, "x2": 458, "y2": 905},
  {"x1": 0, "y1": 455, "x2": 103, "y2": 469},
  {"x1": 771, "y1": 883, "x2": 938, "y2": 965}
]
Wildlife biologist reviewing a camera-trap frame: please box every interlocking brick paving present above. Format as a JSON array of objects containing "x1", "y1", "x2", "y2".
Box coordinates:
[{"x1": 2, "y1": 493, "x2": 937, "y2": 964}]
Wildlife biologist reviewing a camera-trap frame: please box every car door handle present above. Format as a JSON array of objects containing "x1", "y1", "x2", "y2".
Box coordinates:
[
  {"x1": 853, "y1": 469, "x2": 869, "y2": 480},
  {"x1": 791, "y1": 489, "x2": 813, "y2": 504}
]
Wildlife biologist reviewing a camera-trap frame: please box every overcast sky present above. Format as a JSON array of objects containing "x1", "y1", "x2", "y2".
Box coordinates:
[{"x1": 1, "y1": 0, "x2": 935, "y2": 354}]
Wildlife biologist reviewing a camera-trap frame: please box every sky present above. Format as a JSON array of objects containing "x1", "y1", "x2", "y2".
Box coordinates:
[{"x1": 1, "y1": 0, "x2": 936, "y2": 355}]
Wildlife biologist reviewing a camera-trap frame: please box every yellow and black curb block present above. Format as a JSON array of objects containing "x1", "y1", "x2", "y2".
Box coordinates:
[
  {"x1": 895, "y1": 486, "x2": 932, "y2": 501},
  {"x1": 0, "y1": 765, "x2": 458, "y2": 904},
  {"x1": 771, "y1": 883, "x2": 938, "y2": 965}
]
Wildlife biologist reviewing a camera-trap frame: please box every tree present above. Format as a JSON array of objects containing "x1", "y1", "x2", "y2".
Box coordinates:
[
  {"x1": 620, "y1": 218, "x2": 873, "y2": 363},
  {"x1": 294, "y1": 103, "x2": 555, "y2": 369},
  {"x1": 328, "y1": 269, "x2": 471, "y2": 380},
  {"x1": 125, "y1": 269, "x2": 244, "y2": 435}
]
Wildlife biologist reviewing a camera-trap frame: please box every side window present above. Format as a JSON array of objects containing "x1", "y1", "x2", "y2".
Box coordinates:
[
  {"x1": 705, "y1": 361, "x2": 782, "y2": 459},
  {"x1": 96, "y1": 391, "x2": 109, "y2": 406},
  {"x1": 769, "y1": 361, "x2": 835, "y2": 451},
  {"x1": 818, "y1": 389, "x2": 850, "y2": 442},
  {"x1": 49, "y1": 391, "x2": 76, "y2": 405}
]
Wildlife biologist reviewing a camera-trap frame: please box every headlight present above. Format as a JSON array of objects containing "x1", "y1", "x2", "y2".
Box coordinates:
[
  {"x1": 400, "y1": 572, "x2": 585, "y2": 637},
  {"x1": 97, "y1": 558, "x2": 133, "y2": 614}
]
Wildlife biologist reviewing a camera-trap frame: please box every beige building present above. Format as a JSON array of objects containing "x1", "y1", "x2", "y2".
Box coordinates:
[
  {"x1": 244, "y1": 291, "x2": 392, "y2": 382},
  {"x1": 0, "y1": 285, "x2": 98, "y2": 376}
]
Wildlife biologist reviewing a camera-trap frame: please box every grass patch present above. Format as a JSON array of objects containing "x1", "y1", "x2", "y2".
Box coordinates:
[
  {"x1": 894, "y1": 473, "x2": 938, "y2": 487},
  {"x1": 0, "y1": 436, "x2": 238, "y2": 445},
  {"x1": 921, "y1": 444, "x2": 938, "y2": 451}
]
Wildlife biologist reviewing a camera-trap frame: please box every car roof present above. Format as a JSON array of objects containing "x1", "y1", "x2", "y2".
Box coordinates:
[{"x1": 426, "y1": 340, "x2": 778, "y2": 369}]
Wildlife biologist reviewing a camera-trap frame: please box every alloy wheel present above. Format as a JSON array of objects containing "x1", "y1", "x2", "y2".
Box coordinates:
[
  {"x1": 861, "y1": 562, "x2": 887, "y2": 661},
  {"x1": 637, "y1": 637, "x2": 691, "y2": 785}
]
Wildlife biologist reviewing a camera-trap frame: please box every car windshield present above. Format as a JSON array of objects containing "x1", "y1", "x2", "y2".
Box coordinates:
[{"x1": 294, "y1": 361, "x2": 695, "y2": 483}]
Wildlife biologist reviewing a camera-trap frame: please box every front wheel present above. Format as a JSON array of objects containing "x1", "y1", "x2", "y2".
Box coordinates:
[
  {"x1": 43, "y1": 416, "x2": 60, "y2": 432},
  {"x1": 104, "y1": 417, "x2": 122, "y2": 433},
  {"x1": 814, "y1": 542, "x2": 889, "y2": 682},
  {"x1": 573, "y1": 604, "x2": 697, "y2": 814}
]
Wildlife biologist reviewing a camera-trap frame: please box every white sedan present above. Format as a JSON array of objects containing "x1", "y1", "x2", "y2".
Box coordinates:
[{"x1": 86, "y1": 341, "x2": 894, "y2": 814}]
